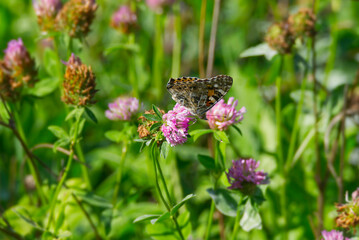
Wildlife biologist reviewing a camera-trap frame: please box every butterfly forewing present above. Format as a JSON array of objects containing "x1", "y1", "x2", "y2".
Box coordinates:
[{"x1": 167, "y1": 75, "x2": 233, "y2": 119}]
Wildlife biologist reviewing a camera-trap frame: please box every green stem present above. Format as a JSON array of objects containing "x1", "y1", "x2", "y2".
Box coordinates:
[
  {"x1": 231, "y1": 201, "x2": 242, "y2": 240},
  {"x1": 128, "y1": 34, "x2": 138, "y2": 98},
  {"x1": 204, "y1": 200, "x2": 216, "y2": 240},
  {"x1": 151, "y1": 144, "x2": 170, "y2": 211},
  {"x1": 151, "y1": 144, "x2": 184, "y2": 240},
  {"x1": 275, "y1": 56, "x2": 287, "y2": 240},
  {"x1": 204, "y1": 137, "x2": 223, "y2": 240},
  {"x1": 171, "y1": 2, "x2": 182, "y2": 78},
  {"x1": 46, "y1": 109, "x2": 81, "y2": 230},
  {"x1": 153, "y1": 14, "x2": 164, "y2": 99},
  {"x1": 12, "y1": 109, "x2": 47, "y2": 205},
  {"x1": 155, "y1": 149, "x2": 174, "y2": 207},
  {"x1": 198, "y1": 0, "x2": 207, "y2": 78},
  {"x1": 75, "y1": 143, "x2": 92, "y2": 190},
  {"x1": 285, "y1": 47, "x2": 310, "y2": 172},
  {"x1": 112, "y1": 142, "x2": 128, "y2": 205}
]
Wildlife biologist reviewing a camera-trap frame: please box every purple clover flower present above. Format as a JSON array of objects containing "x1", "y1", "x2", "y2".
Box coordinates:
[
  {"x1": 111, "y1": 6, "x2": 137, "y2": 33},
  {"x1": 146, "y1": 0, "x2": 175, "y2": 12},
  {"x1": 4, "y1": 39, "x2": 28, "y2": 69},
  {"x1": 227, "y1": 159, "x2": 269, "y2": 191},
  {"x1": 161, "y1": 103, "x2": 195, "y2": 147},
  {"x1": 206, "y1": 97, "x2": 246, "y2": 131},
  {"x1": 321, "y1": 230, "x2": 349, "y2": 240},
  {"x1": 105, "y1": 97, "x2": 139, "y2": 121},
  {"x1": 33, "y1": 0, "x2": 62, "y2": 17}
]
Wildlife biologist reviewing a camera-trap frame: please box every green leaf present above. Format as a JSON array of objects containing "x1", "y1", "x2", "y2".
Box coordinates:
[
  {"x1": 0, "y1": 101, "x2": 10, "y2": 122},
  {"x1": 240, "y1": 43, "x2": 278, "y2": 61},
  {"x1": 207, "y1": 188, "x2": 242, "y2": 217},
  {"x1": 74, "y1": 191, "x2": 113, "y2": 208},
  {"x1": 85, "y1": 107, "x2": 98, "y2": 123},
  {"x1": 27, "y1": 77, "x2": 60, "y2": 97},
  {"x1": 43, "y1": 48, "x2": 62, "y2": 77},
  {"x1": 198, "y1": 154, "x2": 216, "y2": 170},
  {"x1": 53, "y1": 138, "x2": 70, "y2": 152},
  {"x1": 231, "y1": 125, "x2": 243, "y2": 136},
  {"x1": 213, "y1": 131, "x2": 229, "y2": 143},
  {"x1": 152, "y1": 105, "x2": 163, "y2": 119},
  {"x1": 48, "y1": 126, "x2": 69, "y2": 139},
  {"x1": 104, "y1": 43, "x2": 140, "y2": 55},
  {"x1": 133, "y1": 214, "x2": 160, "y2": 223},
  {"x1": 146, "y1": 211, "x2": 192, "y2": 240},
  {"x1": 12, "y1": 209, "x2": 45, "y2": 231},
  {"x1": 170, "y1": 194, "x2": 195, "y2": 215},
  {"x1": 189, "y1": 129, "x2": 213, "y2": 142},
  {"x1": 143, "y1": 114, "x2": 162, "y2": 122},
  {"x1": 105, "y1": 130, "x2": 125, "y2": 143},
  {"x1": 240, "y1": 199, "x2": 262, "y2": 231},
  {"x1": 150, "y1": 122, "x2": 162, "y2": 132},
  {"x1": 151, "y1": 212, "x2": 170, "y2": 224},
  {"x1": 160, "y1": 141, "x2": 169, "y2": 159},
  {"x1": 65, "y1": 108, "x2": 84, "y2": 121}
]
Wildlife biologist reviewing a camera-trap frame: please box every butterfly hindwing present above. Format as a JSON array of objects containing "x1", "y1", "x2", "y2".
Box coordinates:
[{"x1": 167, "y1": 75, "x2": 233, "y2": 119}]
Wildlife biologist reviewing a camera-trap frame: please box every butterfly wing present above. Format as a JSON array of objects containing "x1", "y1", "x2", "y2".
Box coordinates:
[{"x1": 167, "y1": 75, "x2": 233, "y2": 119}]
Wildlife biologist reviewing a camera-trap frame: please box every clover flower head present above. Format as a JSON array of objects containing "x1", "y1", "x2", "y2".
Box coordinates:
[
  {"x1": 62, "y1": 53, "x2": 97, "y2": 106},
  {"x1": 227, "y1": 159, "x2": 269, "y2": 194},
  {"x1": 206, "y1": 97, "x2": 246, "y2": 131},
  {"x1": 161, "y1": 103, "x2": 195, "y2": 147},
  {"x1": 321, "y1": 230, "x2": 348, "y2": 240},
  {"x1": 105, "y1": 97, "x2": 139, "y2": 121},
  {"x1": 33, "y1": 0, "x2": 62, "y2": 32},
  {"x1": 146, "y1": 0, "x2": 175, "y2": 13},
  {"x1": 33, "y1": 0, "x2": 62, "y2": 17},
  {"x1": 57, "y1": 0, "x2": 97, "y2": 38},
  {"x1": 3, "y1": 38, "x2": 38, "y2": 90},
  {"x1": 335, "y1": 188, "x2": 359, "y2": 230},
  {"x1": 111, "y1": 6, "x2": 137, "y2": 33},
  {"x1": 288, "y1": 8, "x2": 316, "y2": 38},
  {"x1": 265, "y1": 21, "x2": 295, "y2": 54}
]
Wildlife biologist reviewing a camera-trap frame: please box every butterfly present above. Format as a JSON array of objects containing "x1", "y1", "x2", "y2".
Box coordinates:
[{"x1": 166, "y1": 75, "x2": 233, "y2": 119}]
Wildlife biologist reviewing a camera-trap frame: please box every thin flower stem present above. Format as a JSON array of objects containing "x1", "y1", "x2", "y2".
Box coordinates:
[
  {"x1": 153, "y1": 14, "x2": 164, "y2": 99},
  {"x1": 206, "y1": 0, "x2": 221, "y2": 78},
  {"x1": 46, "y1": 110, "x2": 81, "y2": 230},
  {"x1": 204, "y1": 137, "x2": 222, "y2": 240},
  {"x1": 75, "y1": 143, "x2": 92, "y2": 190},
  {"x1": 0, "y1": 226, "x2": 23, "y2": 240},
  {"x1": 198, "y1": 0, "x2": 207, "y2": 78},
  {"x1": 230, "y1": 201, "x2": 242, "y2": 240},
  {"x1": 151, "y1": 144, "x2": 170, "y2": 211},
  {"x1": 112, "y1": 141, "x2": 128, "y2": 205},
  {"x1": 151, "y1": 144, "x2": 184, "y2": 240},
  {"x1": 285, "y1": 46, "x2": 310, "y2": 172},
  {"x1": 128, "y1": 34, "x2": 138, "y2": 98},
  {"x1": 171, "y1": 2, "x2": 181, "y2": 78},
  {"x1": 155, "y1": 149, "x2": 174, "y2": 207},
  {"x1": 11, "y1": 108, "x2": 47, "y2": 205},
  {"x1": 275, "y1": 56, "x2": 288, "y2": 240},
  {"x1": 71, "y1": 193, "x2": 103, "y2": 240},
  {"x1": 204, "y1": 200, "x2": 216, "y2": 240}
]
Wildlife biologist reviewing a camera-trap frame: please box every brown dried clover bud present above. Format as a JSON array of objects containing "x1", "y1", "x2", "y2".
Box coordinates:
[
  {"x1": 0, "y1": 61, "x2": 17, "y2": 101},
  {"x1": 137, "y1": 109, "x2": 165, "y2": 139},
  {"x1": 57, "y1": 0, "x2": 97, "y2": 38},
  {"x1": 62, "y1": 53, "x2": 97, "y2": 106},
  {"x1": 265, "y1": 21, "x2": 295, "y2": 54},
  {"x1": 288, "y1": 8, "x2": 316, "y2": 38}
]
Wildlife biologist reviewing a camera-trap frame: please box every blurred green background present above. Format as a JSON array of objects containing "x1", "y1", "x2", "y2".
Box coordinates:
[{"x1": 0, "y1": 0, "x2": 359, "y2": 239}]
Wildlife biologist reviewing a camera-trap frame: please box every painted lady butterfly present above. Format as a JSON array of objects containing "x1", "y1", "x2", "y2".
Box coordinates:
[{"x1": 166, "y1": 75, "x2": 233, "y2": 119}]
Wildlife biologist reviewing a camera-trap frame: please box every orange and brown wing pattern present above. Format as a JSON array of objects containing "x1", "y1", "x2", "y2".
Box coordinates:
[{"x1": 167, "y1": 75, "x2": 233, "y2": 119}]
